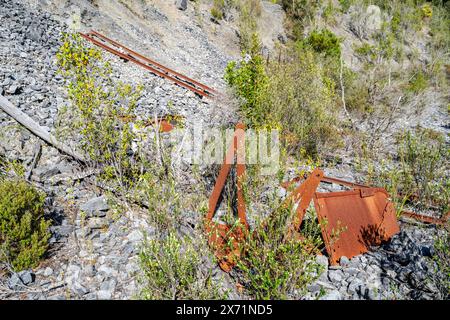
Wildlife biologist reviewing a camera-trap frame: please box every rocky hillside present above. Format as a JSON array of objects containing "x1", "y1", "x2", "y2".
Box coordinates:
[{"x1": 0, "y1": 0, "x2": 448, "y2": 300}]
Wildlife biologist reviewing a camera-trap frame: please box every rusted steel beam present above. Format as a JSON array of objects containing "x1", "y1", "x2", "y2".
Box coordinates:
[
  {"x1": 401, "y1": 210, "x2": 449, "y2": 225},
  {"x1": 282, "y1": 173, "x2": 369, "y2": 190},
  {"x1": 320, "y1": 176, "x2": 370, "y2": 189},
  {"x1": 205, "y1": 123, "x2": 247, "y2": 272},
  {"x1": 88, "y1": 30, "x2": 219, "y2": 96},
  {"x1": 79, "y1": 32, "x2": 215, "y2": 98},
  {"x1": 282, "y1": 169, "x2": 323, "y2": 231}
]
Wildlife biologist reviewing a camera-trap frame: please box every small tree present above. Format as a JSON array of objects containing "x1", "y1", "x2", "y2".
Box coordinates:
[
  {"x1": 225, "y1": 34, "x2": 272, "y2": 128},
  {"x1": 56, "y1": 33, "x2": 143, "y2": 191}
]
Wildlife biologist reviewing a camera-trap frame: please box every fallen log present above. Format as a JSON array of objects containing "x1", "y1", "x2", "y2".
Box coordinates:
[{"x1": 0, "y1": 95, "x2": 86, "y2": 163}]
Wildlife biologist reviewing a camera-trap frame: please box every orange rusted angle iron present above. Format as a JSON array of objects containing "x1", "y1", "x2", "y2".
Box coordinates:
[
  {"x1": 401, "y1": 210, "x2": 449, "y2": 225},
  {"x1": 205, "y1": 123, "x2": 248, "y2": 272}
]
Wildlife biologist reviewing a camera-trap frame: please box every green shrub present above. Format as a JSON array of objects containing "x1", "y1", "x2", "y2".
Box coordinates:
[
  {"x1": 225, "y1": 35, "x2": 341, "y2": 157},
  {"x1": 421, "y1": 3, "x2": 433, "y2": 19},
  {"x1": 264, "y1": 49, "x2": 341, "y2": 157},
  {"x1": 235, "y1": 203, "x2": 324, "y2": 299},
  {"x1": 211, "y1": 6, "x2": 224, "y2": 21},
  {"x1": 280, "y1": 0, "x2": 320, "y2": 24},
  {"x1": 225, "y1": 34, "x2": 271, "y2": 128},
  {"x1": 338, "y1": 0, "x2": 354, "y2": 13},
  {"x1": 0, "y1": 180, "x2": 50, "y2": 271},
  {"x1": 407, "y1": 70, "x2": 428, "y2": 93},
  {"x1": 430, "y1": 225, "x2": 450, "y2": 299},
  {"x1": 300, "y1": 29, "x2": 342, "y2": 59},
  {"x1": 56, "y1": 33, "x2": 143, "y2": 191},
  {"x1": 391, "y1": 10, "x2": 402, "y2": 35},
  {"x1": 363, "y1": 128, "x2": 449, "y2": 214},
  {"x1": 396, "y1": 129, "x2": 448, "y2": 209},
  {"x1": 139, "y1": 231, "x2": 225, "y2": 299}
]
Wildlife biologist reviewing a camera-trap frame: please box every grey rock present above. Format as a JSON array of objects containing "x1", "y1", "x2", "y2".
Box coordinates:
[
  {"x1": 32, "y1": 165, "x2": 61, "y2": 181},
  {"x1": 316, "y1": 254, "x2": 329, "y2": 269},
  {"x1": 175, "y1": 0, "x2": 187, "y2": 11},
  {"x1": 6, "y1": 84, "x2": 20, "y2": 94},
  {"x1": 96, "y1": 290, "x2": 111, "y2": 300},
  {"x1": 365, "y1": 5, "x2": 382, "y2": 33},
  {"x1": 84, "y1": 292, "x2": 98, "y2": 300},
  {"x1": 52, "y1": 225, "x2": 73, "y2": 237},
  {"x1": 343, "y1": 267, "x2": 359, "y2": 276},
  {"x1": 127, "y1": 229, "x2": 143, "y2": 242},
  {"x1": 339, "y1": 256, "x2": 350, "y2": 267},
  {"x1": 347, "y1": 279, "x2": 363, "y2": 294},
  {"x1": 328, "y1": 270, "x2": 344, "y2": 283},
  {"x1": 72, "y1": 283, "x2": 89, "y2": 296},
  {"x1": 80, "y1": 196, "x2": 109, "y2": 217},
  {"x1": 98, "y1": 278, "x2": 116, "y2": 299},
  {"x1": 307, "y1": 283, "x2": 321, "y2": 293},
  {"x1": 18, "y1": 270, "x2": 34, "y2": 285},
  {"x1": 320, "y1": 290, "x2": 341, "y2": 300},
  {"x1": 43, "y1": 267, "x2": 53, "y2": 277},
  {"x1": 88, "y1": 217, "x2": 109, "y2": 230},
  {"x1": 82, "y1": 264, "x2": 96, "y2": 277},
  {"x1": 420, "y1": 245, "x2": 433, "y2": 257},
  {"x1": 48, "y1": 294, "x2": 66, "y2": 300},
  {"x1": 8, "y1": 273, "x2": 23, "y2": 290}
]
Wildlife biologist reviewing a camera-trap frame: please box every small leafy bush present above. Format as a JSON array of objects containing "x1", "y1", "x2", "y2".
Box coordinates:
[
  {"x1": 280, "y1": 0, "x2": 320, "y2": 33},
  {"x1": 235, "y1": 203, "x2": 324, "y2": 299},
  {"x1": 421, "y1": 3, "x2": 433, "y2": 19},
  {"x1": 430, "y1": 225, "x2": 450, "y2": 299},
  {"x1": 396, "y1": 129, "x2": 448, "y2": 210},
  {"x1": 264, "y1": 49, "x2": 341, "y2": 157},
  {"x1": 0, "y1": 180, "x2": 50, "y2": 271},
  {"x1": 226, "y1": 34, "x2": 341, "y2": 157},
  {"x1": 211, "y1": 6, "x2": 224, "y2": 21},
  {"x1": 300, "y1": 29, "x2": 342, "y2": 59},
  {"x1": 407, "y1": 70, "x2": 428, "y2": 93},
  {"x1": 364, "y1": 128, "x2": 449, "y2": 214},
  {"x1": 56, "y1": 32, "x2": 143, "y2": 191},
  {"x1": 225, "y1": 34, "x2": 271, "y2": 128},
  {"x1": 139, "y1": 231, "x2": 225, "y2": 300}
]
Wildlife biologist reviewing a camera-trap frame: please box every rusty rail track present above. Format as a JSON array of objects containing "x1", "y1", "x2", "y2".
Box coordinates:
[{"x1": 79, "y1": 30, "x2": 218, "y2": 98}]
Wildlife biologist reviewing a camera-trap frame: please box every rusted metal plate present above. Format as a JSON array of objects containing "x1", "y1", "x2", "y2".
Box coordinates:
[
  {"x1": 313, "y1": 188, "x2": 400, "y2": 265},
  {"x1": 205, "y1": 123, "x2": 247, "y2": 272}
]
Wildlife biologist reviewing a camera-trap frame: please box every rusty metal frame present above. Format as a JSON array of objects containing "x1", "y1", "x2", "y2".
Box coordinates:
[
  {"x1": 283, "y1": 169, "x2": 323, "y2": 232},
  {"x1": 79, "y1": 31, "x2": 218, "y2": 98},
  {"x1": 205, "y1": 123, "x2": 247, "y2": 272},
  {"x1": 282, "y1": 170, "x2": 400, "y2": 265}
]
